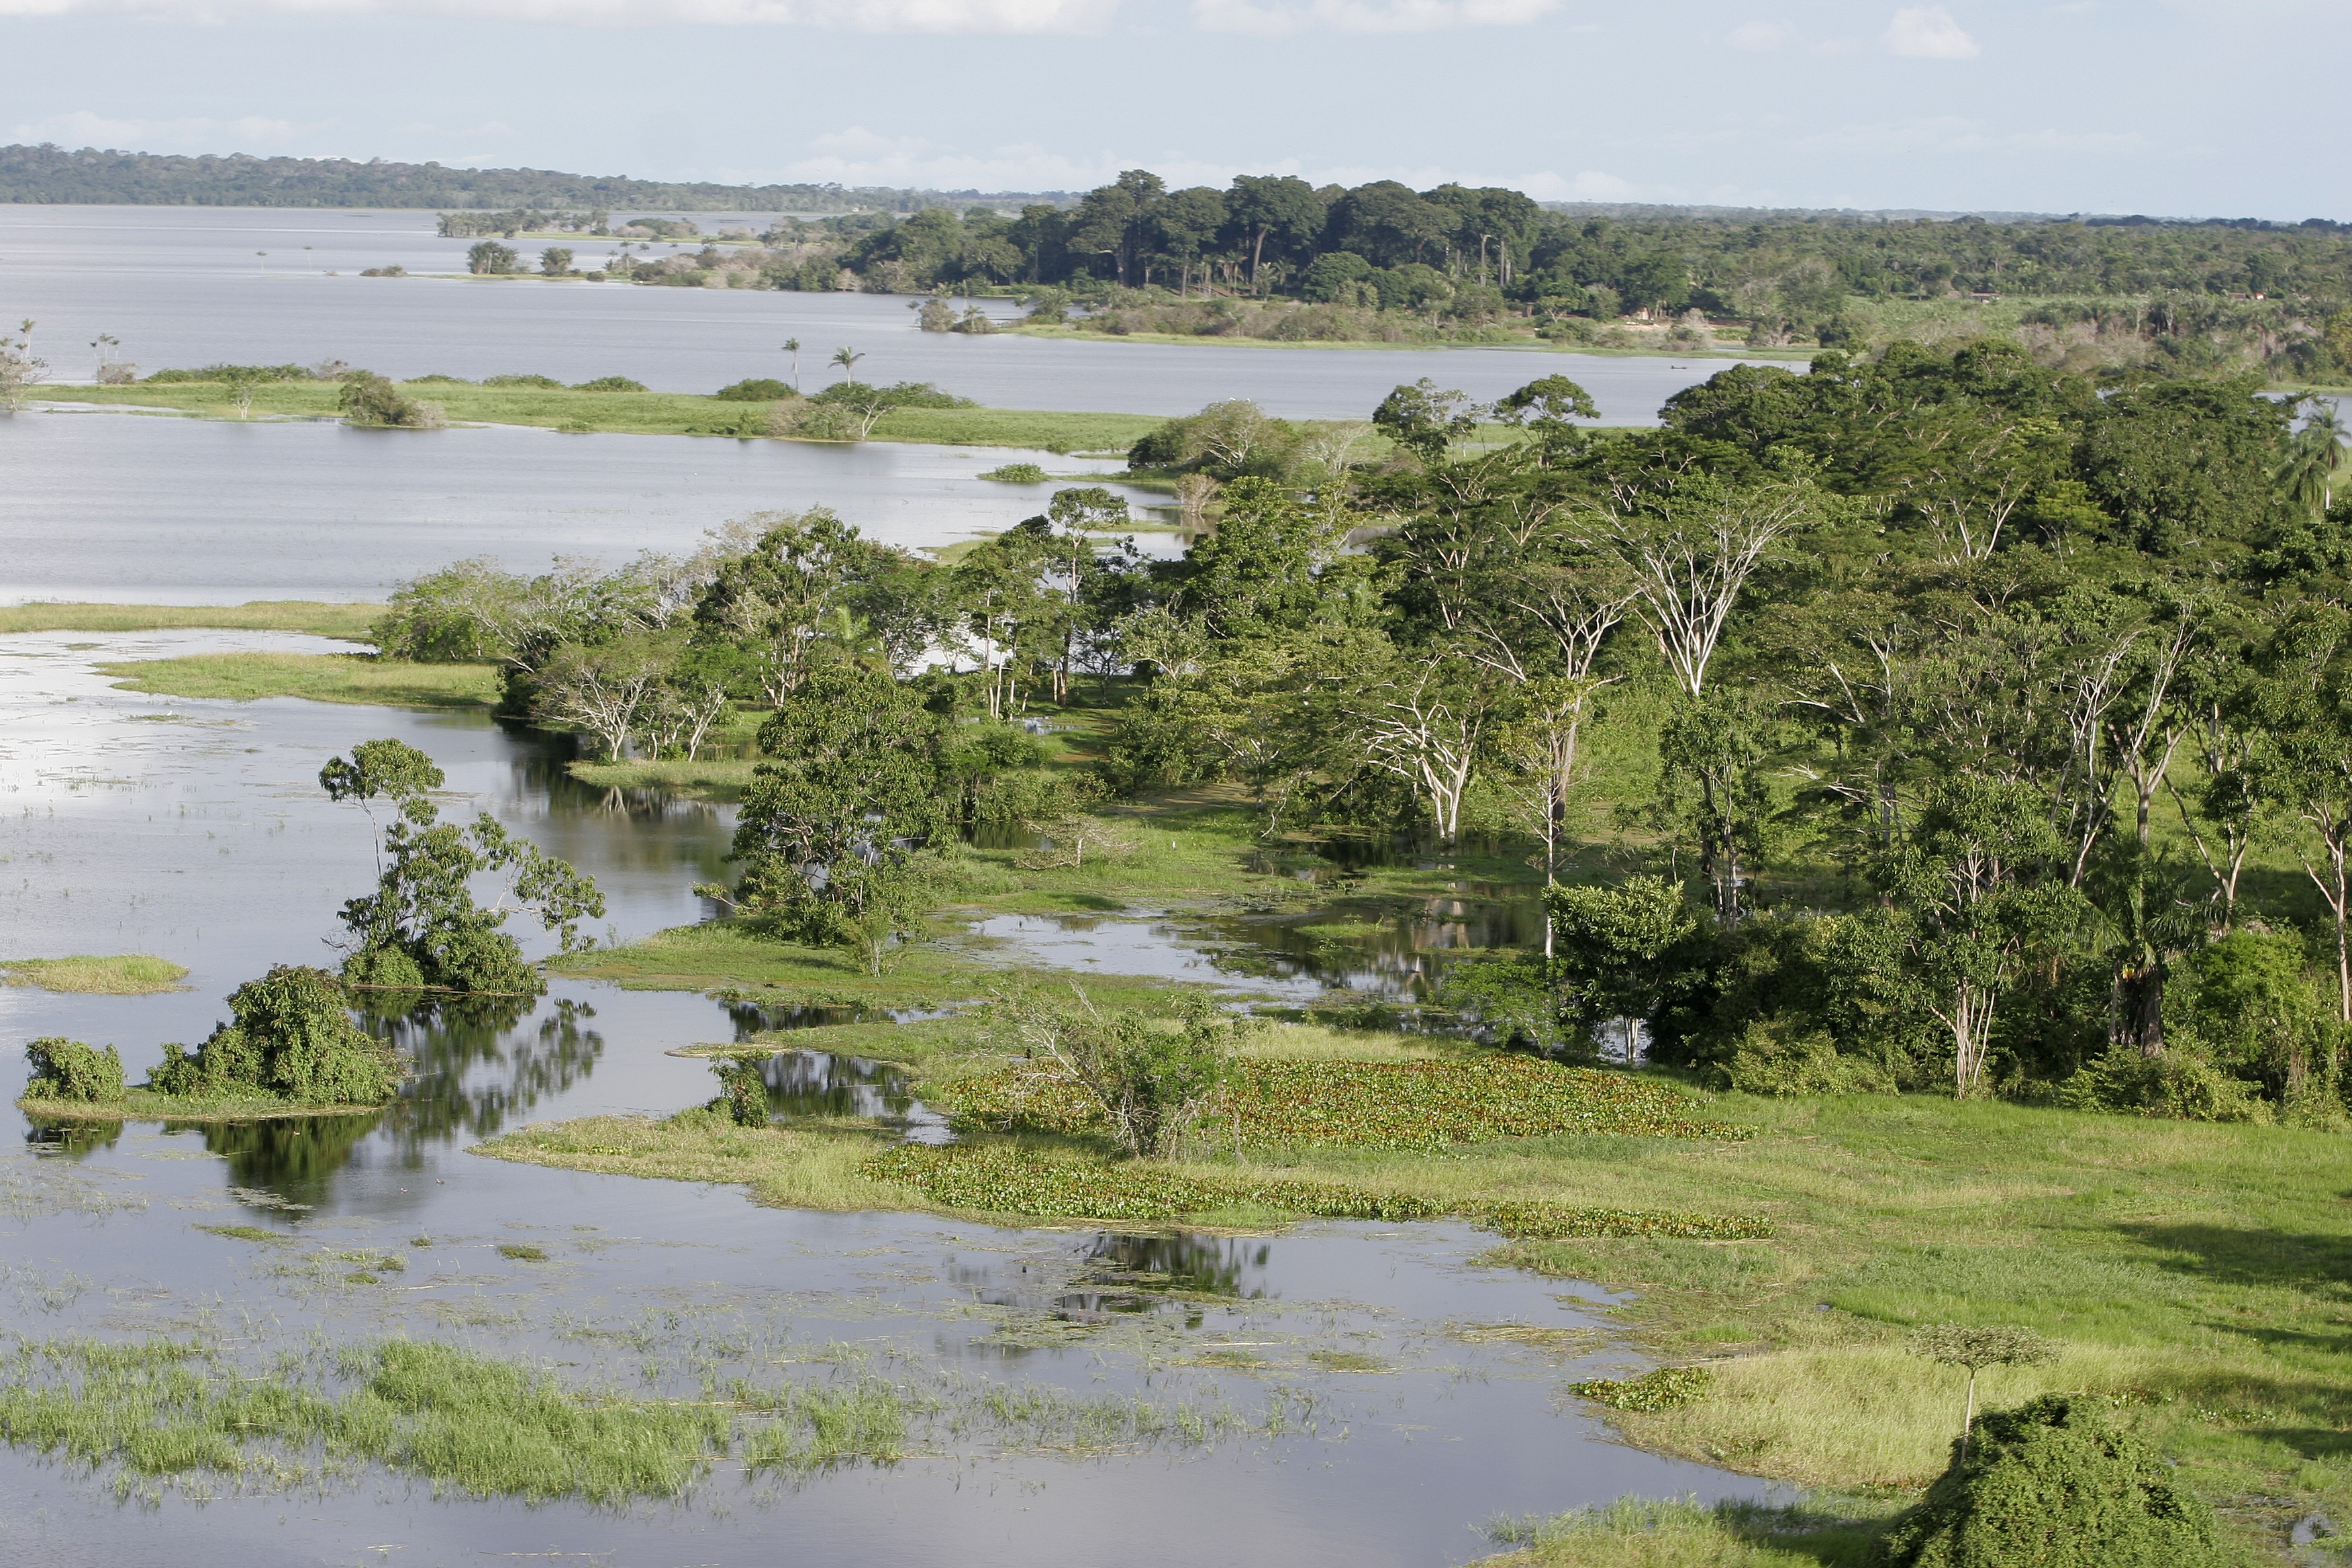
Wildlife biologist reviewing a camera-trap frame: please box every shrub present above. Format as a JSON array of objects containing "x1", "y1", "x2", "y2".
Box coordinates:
[
  {"x1": 2055, "y1": 1046, "x2": 2273, "y2": 1123},
  {"x1": 716, "y1": 378, "x2": 791, "y2": 401},
  {"x1": 713, "y1": 1058, "x2": 769, "y2": 1126},
  {"x1": 1714, "y1": 1020, "x2": 1898, "y2": 1096},
  {"x1": 986, "y1": 993, "x2": 1236, "y2": 1159},
  {"x1": 339, "y1": 375, "x2": 443, "y2": 429},
  {"x1": 572, "y1": 376, "x2": 648, "y2": 393},
  {"x1": 1871, "y1": 1394, "x2": 2222, "y2": 1567},
  {"x1": 482, "y1": 373, "x2": 564, "y2": 389},
  {"x1": 144, "y1": 363, "x2": 309, "y2": 385},
  {"x1": 22, "y1": 1037, "x2": 126, "y2": 1104},
  {"x1": 147, "y1": 966, "x2": 399, "y2": 1106},
  {"x1": 978, "y1": 463, "x2": 1049, "y2": 483}
]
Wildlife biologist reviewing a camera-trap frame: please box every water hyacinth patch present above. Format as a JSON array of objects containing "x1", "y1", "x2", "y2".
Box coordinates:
[
  {"x1": 1565, "y1": 1365, "x2": 1715, "y2": 1412},
  {"x1": 861, "y1": 1144, "x2": 1774, "y2": 1238},
  {"x1": 861, "y1": 1144, "x2": 1442, "y2": 1223},
  {"x1": 938, "y1": 1055, "x2": 1752, "y2": 1149},
  {"x1": 1470, "y1": 1202, "x2": 1774, "y2": 1242}
]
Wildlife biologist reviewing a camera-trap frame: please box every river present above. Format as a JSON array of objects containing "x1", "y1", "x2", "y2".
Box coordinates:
[{"x1": 1, "y1": 205, "x2": 1765, "y2": 420}]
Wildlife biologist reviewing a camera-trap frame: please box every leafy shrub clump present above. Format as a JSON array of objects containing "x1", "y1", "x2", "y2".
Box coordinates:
[
  {"x1": 147, "y1": 966, "x2": 399, "y2": 1106},
  {"x1": 481, "y1": 373, "x2": 563, "y2": 388},
  {"x1": 1566, "y1": 1366, "x2": 1715, "y2": 1411},
  {"x1": 716, "y1": 378, "x2": 792, "y2": 401},
  {"x1": 2055, "y1": 1047, "x2": 2273, "y2": 1124},
  {"x1": 1714, "y1": 1020, "x2": 1899, "y2": 1097},
  {"x1": 571, "y1": 376, "x2": 648, "y2": 393},
  {"x1": 978, "y1": 463, "x2": 1049, "y2": 483},
  {"x1": 22, "y1": 1038, "x2": 126, "y2": 1104},
  {"x1": 144, "y1": 363, "x2": 311, "y2": 384},
  {"x1": 712, "y1": 1057, "x2": 770, "y2": 1126},
  {"x1": 861, "y1": 1144, "x2": 1440, "y2": 1223},
  {"x1": 1871, "y1": 1394, "x2": 2222, "y2": 1567},
  {"x1": 339, "y1": 374, "x2": 444, "y2": 429},
  {"x1": 940, "y1": 1055, "x2": 1751, "y2": 1148}
]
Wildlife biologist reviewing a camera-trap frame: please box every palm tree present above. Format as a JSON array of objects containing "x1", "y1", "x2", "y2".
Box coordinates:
[
  {"x1": 2282, "y1": 397, "x2": 2349, "y2": 514},
  {"x1": 830, "y1": 346, "x2": 863, "y2": 385},
  {"x1": 782, "y1": 338, "x2": 801, "y2": 393}
]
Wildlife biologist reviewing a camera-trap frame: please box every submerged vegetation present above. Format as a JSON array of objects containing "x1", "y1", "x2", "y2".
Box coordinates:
[{"x1": 0, "y1": 1330, "x2": 1318, "y2": 1504}]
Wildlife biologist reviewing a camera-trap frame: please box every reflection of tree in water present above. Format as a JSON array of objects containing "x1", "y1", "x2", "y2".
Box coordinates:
[
  {"x1": 377, "y1": 995, "x2": 605, "y2": 1149},
  {"x1": 966, "y1": 1232, "x2": 1274, "y2": 1344},
  {"x1": 184, "y1": 1110, "x2": 386, "y2": 1204},
  {"x1": 21, "y1": 1118, "x2": 125, "y2": 1161},
  {"x1": 1085, "y1": 1233, "x2": 1271, "y2": 1302},
  {"x1": 756, "y1": 1050, "x2": 919, "y2": 1120}
]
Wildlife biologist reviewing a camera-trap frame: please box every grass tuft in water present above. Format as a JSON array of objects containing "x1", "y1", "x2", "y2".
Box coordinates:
[
  {"x1": 194, "y1": 1224, "x2": 281, "y2": 1243},
  {"x1": 495, "y1": 1243, "x2": 548, "y2": 1263}
]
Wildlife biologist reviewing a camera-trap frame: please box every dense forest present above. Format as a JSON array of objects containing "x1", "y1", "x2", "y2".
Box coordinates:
[
  {"x1": 371, "y1": 338, "x2": 2352, "y2": 1122},
  {"x1": 587, "y1": 170, "x2": 2352, "y2": 379},
  {"x1": 0, "y1": 143, "x2": 1028, "y2": 213}
]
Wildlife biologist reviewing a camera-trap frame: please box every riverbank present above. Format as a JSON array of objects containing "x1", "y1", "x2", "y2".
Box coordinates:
[{"x1": 41, "y1": 384, "x2": 1167, "y2": 454}]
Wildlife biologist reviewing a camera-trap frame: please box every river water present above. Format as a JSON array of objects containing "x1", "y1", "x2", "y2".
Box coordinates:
[
  {"x1": 0, "y1": 631, "x2": 1765, "y2": 1563},
  {"x1": 0, "y1": 205, "x2": 1761, "y2": 420}
]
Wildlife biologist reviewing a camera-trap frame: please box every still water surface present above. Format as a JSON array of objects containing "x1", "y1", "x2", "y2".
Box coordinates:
[
  {"x1": 0, "y1": 634, "x2": 1764, "y2": 1561},
  {"x1": 0, "y1": 411, "x2": 1145, "y2": 603},
  {"x1": 1, "y1": 205, "x2": 1766, "y2": 420}
]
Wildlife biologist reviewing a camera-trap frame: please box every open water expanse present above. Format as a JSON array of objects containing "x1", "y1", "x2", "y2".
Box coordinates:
[
  {"x1": 0, "y1": 205, "x2": 1762, "y2": 419},
  {"x1": 0, "y1": 632, "x2": 1765, "y2": 1564},
  {"x1": 0, "y1": 205, "x2": 1771, "y2": 1563}
]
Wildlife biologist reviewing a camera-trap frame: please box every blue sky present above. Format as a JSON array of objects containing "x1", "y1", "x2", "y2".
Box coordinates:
[{"x1": 3, "y1": 0, "x2": 2341, "y2": 219}]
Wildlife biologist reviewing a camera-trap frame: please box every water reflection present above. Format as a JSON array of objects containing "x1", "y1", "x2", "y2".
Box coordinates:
[
  {"x1": 750, "y1": 1049, "x2": 953, "y2": 1143},
  {"x1": 967, "y1": 1231, "x2": 1276, "y2": 1330}
]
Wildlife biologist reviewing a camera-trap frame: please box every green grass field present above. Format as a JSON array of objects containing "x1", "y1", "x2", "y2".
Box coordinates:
[
  {"x1": 97, "y1": 652, "x2": 501, "y2": 709},
  {"x1": 49, "y1": 382, "x2": 1165, "y2": 453},
  {"x1": 0, "y1": 601, "x2": 379, "y2": 639}
]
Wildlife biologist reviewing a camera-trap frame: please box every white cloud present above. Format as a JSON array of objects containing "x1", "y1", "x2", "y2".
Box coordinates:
[
  {"x1": 1192, "y1": 0, "x2": 1557, "y2": 36},
  {"x1": 0, "y1": 0, "x2": 1119, "y2": 28},
  {"x1": 1884, "y1": 5, "x2": 1978, "y2": 57},
  {"x1": 1725, "y1": 19, "x2": 1792, "y2": 51},
  {"x1": 11, "y1": 109, "x2": 319, "y2": 148}
]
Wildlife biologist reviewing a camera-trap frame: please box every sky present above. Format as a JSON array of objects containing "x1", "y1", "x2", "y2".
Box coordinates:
[{"x1": 1, "y1": 0, "x2": 2343, "y2": 220}]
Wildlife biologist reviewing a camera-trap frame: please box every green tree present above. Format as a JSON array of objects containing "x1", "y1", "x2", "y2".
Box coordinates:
[
  {"x1": 1222, "y1": 174, "x2": 1325, "y2": 293},
  {"x1": 1547, "y1": 876, "x2": 1702, "y2": 1062},
  {"x1": 467, "y1": 240, "x2": 518, "y2": 275},
  {"x1": 989, "y1": 989, "x2": 1236, "y2": 1159},
  {"x1": 321, "y1": 738, "x2": 604, "y2": 995},
  {"x1": 721, "y1": 667, "x2": 950, "y2": 975},
  {"x1": 538, "y1": 246, "x2": 573, "y2": 276}
]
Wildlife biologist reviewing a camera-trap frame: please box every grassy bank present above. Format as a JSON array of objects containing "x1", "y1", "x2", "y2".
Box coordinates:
[
  {"x1": 0, "y1": 601, "x2": 379, "y2": 639},
  {"x1": 0, "y1": 955, "x2": 189, "y2": 995},
  {"x1": 47, "y1": 383, "x2": 1163, "y2": 454},
  {"x1": 16, "y1": 1088, "x2": 388, "y2": 1122},
  {"x1": 97, "y1": 652, "x2": 501, "y2": 709}
]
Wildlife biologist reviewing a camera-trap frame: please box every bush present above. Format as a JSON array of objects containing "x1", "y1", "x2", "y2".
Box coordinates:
[
  {"x1": 716, "y1": 378, "x2": 791, "y2": 401},
  {"x1": 147, "y1": 966, "x2": 399, "y2": 1106},
  {"x1": 985, "y1": 993, "x2": 1234, "y2": 1159},
  {"x1": 339, "y1": 375, "x2": 443, "y2": 429},
  {"x1": 2055, "y1": 1046, "x2": 2273, "y2": 1123},
  {"x1": 1715, "y1": 1019, "x2": 1898, "y2": 1096},
  {"x1": 143, "y1": 362, "x2": 311, "y2": 385},
  {"x1": 572, "y1": 376, "x2": 648, "y2": 393},
  {"x1": 712, "y1": 1058, "x2": 769, "y2": 1126},
  {"x1": 482, "y1": 373, "x2": 563, "y2": 389},
  {"x1": 1871, "y1": 1394, "x2": 2222, "y2": 1567},
  {"x1": 23, "y1": 1037, "x2": 126, "y2": 1104},
  {"x1": 978, "y1": 463, "x2": 1048, "y2": 483}
]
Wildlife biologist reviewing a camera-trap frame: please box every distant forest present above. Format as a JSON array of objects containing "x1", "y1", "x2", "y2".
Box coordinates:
[
  {"x1": 0, "y1": 143, "x2": 1048, "y2": 214},
  {"x1": 608, "y1": 169, "x2": 2352, "y2": 381}
]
